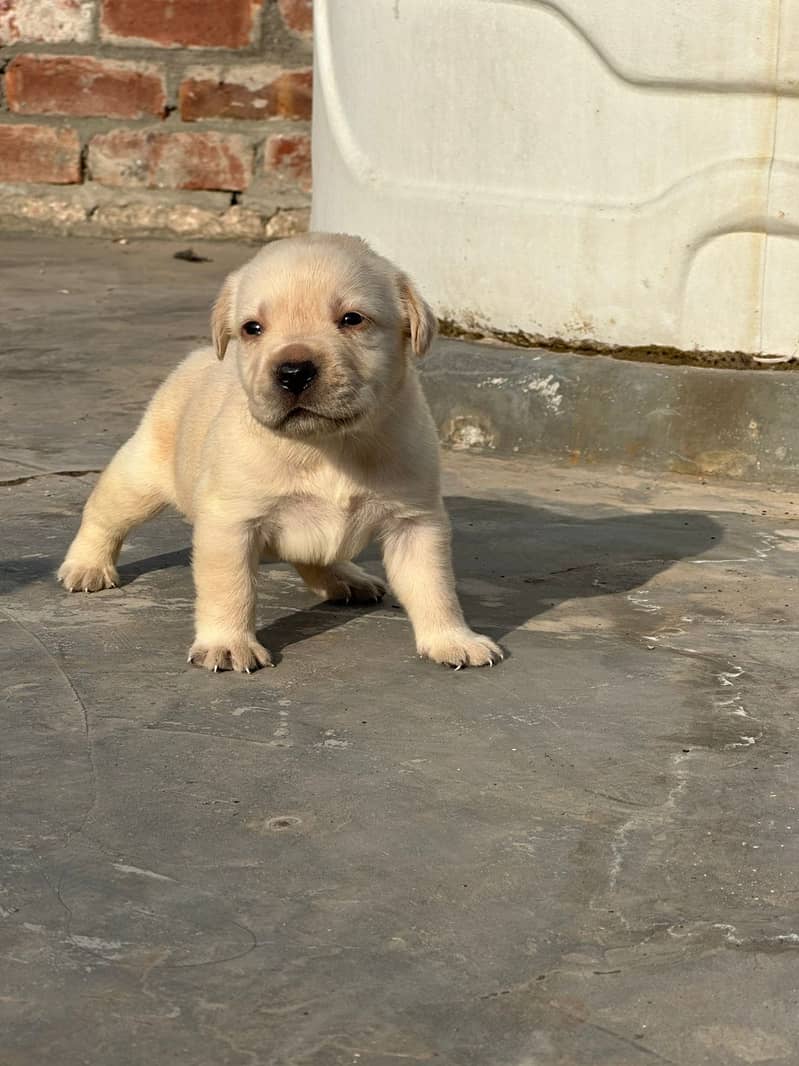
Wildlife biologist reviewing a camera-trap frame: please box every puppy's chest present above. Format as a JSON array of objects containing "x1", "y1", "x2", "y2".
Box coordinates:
[{"x1": 264, "y1": 492, "x2": 389, "y2": 565}]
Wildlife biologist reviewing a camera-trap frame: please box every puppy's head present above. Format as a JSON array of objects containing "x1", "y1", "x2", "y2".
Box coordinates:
[{"x1": 212, "y1": 233, "x2": 436, "y2": 438}]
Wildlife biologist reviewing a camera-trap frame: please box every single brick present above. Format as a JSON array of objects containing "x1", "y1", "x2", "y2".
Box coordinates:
[
  {"x1": 100, "y1": 0, "x2": 263, "y2": 48},
  {"x1": 179, "y1": 64, "x2": 311, "y2": 122},
  {"x1": 277, "y1": 0, "x2": 312, "y2": 36},
  {"x1": 87, "y1": 128, "x2": 150, "y2": 186},
  {"x1": 0, "y1": 0, "x2": 93, "y2": 45},
  {"x1": 6, "y1": 55, "x2": 166, "y2": 119},
  {"x1": 149, "y1": 131, "x2": 253, "y2": 191},
  {"x1": 89, "y1": 129, "x2": 254, "y2": 191},
  {"x1": 263, "y1": 132, "x2": 311, "y2": 191},
  {"x1": 0, "y1": 123, "x2": 81, "y2": 183}
]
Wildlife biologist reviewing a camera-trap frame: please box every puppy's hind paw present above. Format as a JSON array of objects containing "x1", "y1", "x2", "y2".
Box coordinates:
[
  {"x1": 419, "y1": 629, "x2": 504, "y2": 669},
  {"x1": 298, "y1": 562, "x2": 387, "y2": 606},
  {"x1": 188, "y1": 637, "x2": 273, "y2": 674},
  {"x1": 328, "y1": 570, "x2": 386, "y2": 605},
  {"x1": 58, "y1": 560, "x2": 119, "y2": 593}
]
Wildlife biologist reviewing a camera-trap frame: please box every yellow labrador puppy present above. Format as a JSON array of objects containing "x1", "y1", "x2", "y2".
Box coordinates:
[{"x1": 59, "y1": 234, "x2": 503, "y2": 672}]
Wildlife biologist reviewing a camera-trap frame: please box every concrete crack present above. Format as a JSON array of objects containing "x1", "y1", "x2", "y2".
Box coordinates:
[
  {"x1": 0, "y1": 468, "x2": 102, "y2": 487},
  {"x1": 549, "y1": 998, "x2": 676, "y2": 1063},
  {"x1": 144, "y1": 725, "x2": 292, "y2": 749},
  {"x1": 0, "y1": 608, "x2": 98, "y2": 842},
  {"x1": 757, "y1": 0, "x2": 783, "y2": 357},
  {"x1": 607, "y1": 751, "x2": 692, "y2": 898},
  {"x1": 159, "y1": 919, "x2": 260, "y2": 971}
]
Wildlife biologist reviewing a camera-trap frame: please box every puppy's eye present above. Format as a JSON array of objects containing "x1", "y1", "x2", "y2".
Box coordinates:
[
  {"x1": 241, "y1": 320, "x2": 263, "y2": 337},
  {"x1": 339, "y1": 312, "x2": 364, "y2": 328}
]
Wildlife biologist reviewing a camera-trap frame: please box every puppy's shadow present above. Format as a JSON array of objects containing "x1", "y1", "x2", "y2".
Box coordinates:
[
  {"x1": 3, "y1": 496, "x2": 722, "y2": 659},
  {"x1": 0, "y1": 544, "x2": 194, "y2": 596},
  {"x1": 122, "y1": 546, "x2": 191, "y2": 582},
  {"x1": 255, "y1": 599, "x2": 386, "y2": 666},
  {"x1": 255, "y1": 495, "x2": 721, "y2": 658},
  {"x1": 444, "y1": 496, "x2": 721, "y2": 645}
]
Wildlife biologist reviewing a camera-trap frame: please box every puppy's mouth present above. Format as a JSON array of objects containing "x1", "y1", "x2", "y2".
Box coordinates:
[
  {"x1": 287, "y1": 402, "x2": 362, "y2": 428},
  {"x1": 273, "y1": 405, "x2": 365, "y2": 435}
]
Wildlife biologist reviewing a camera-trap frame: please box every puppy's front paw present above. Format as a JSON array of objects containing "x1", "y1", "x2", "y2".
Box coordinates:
[
  {"x1": 188, "y1": 637, "x2": 273, "y2": 673},
  {"x1": 419, "y1": 629, "x2": 504, "y2": 669},
  {"x1": 58, "y1": 559, "x2": 119, "y2": 592}
]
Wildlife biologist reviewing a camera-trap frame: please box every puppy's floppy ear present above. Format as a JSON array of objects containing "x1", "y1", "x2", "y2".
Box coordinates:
[
  {"x1": 398, "y1": 272, "x2": 437, "y2": 357},
  {"x1": 211, "y1": 272, "x2": 238, "y2": 360}
]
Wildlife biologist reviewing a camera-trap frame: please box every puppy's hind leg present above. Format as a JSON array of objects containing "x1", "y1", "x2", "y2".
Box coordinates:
[
  {"x1": 58, "y1": 436, "x2": 168, "y2": 592},
  {"x1": 294, "y1": 562, "x2": 386, "y2": 605}
]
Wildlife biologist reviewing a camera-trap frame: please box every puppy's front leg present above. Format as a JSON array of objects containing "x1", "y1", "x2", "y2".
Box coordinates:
[
  {"x1": 382, "y1": 515, "x2": 503, "y2": 668},
  {"x1": 188, "y1": 517, "x2": 271, "y2": 673}
]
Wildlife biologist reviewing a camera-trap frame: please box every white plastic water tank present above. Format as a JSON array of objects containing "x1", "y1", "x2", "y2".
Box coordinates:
[{"x1": 311, "y1": 0, "x2": 799, "y2": 359}]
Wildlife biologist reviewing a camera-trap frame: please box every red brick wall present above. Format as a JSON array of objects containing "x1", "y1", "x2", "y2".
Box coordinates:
[{"x1": 0, "y1": 0, "x2": 313, "y2": 239}]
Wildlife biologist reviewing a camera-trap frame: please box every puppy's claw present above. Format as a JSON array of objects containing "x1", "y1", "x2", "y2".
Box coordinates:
[
  {"x1": 58, "y1": 559, "x2": 120, "y2": 593},
  {"x1": 420, "y1": 629, "x2": 504, "y2": 669},
  {"x1": 188, "y1": 637, "x2": 273, "y2": 674},
  {"x1": 321, "y1": 568, "x2": 387, "y2": 606}
]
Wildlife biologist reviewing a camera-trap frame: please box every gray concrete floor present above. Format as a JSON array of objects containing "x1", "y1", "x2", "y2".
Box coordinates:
[{"x1": 3, "y1": 238, "x2": 799, "y2": 1066}]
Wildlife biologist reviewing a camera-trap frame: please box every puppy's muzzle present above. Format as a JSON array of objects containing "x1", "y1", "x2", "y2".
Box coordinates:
[{"x1": 276, "y1": 359, "x2": 317, "y2": 396}]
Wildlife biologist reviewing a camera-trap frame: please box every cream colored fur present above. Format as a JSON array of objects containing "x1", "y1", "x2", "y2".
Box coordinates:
[{"x1": 58, "y1": 234, "x2": 503, "y2": 672}]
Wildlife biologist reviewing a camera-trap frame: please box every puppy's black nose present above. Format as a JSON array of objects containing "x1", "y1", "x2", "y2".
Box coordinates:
[{"x1": 276, "y1": 360, "x2": 317, "y2": 395}]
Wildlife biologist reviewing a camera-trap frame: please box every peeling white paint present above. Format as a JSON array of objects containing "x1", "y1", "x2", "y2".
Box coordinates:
[
  {"x1": 230, "y1": 705, "x2": 264, "y2": 718},
  {"x1": 725, "y1": 735, "x2": 757, "y2": 749},
  {"x1": 321, "y1": 728, "x2": 348, "y2": 750},
  {"x1": 712, "y1": 664, "x2": 764, "y2": 750},
  {"x1": 452, "y1": 423, "x2": 492, "y2": 448},
  {"x1": 713, "y1": 924, "x2": 799, "y2": 948},
  {"x1": 626, "y1": 589, "x2": 661, "y2": 614},
  {"x1": 71, "y1": 935, "x2": 123, "y2": 953},
  {"x1": 608, "y1": 751, "x2": 691, "y2": 895},
  {"x1": 717, "y1": 667, "x2": 744, "y2": 687},
  {"x1": 522, "y1": 374, "x2": 563, "y2": 413},
  {"x1": 694, "y1": 532, "x2": 780, "y2": 565},
  {"x1": 112, "y1": 863, "x2": 175, "y2": 883},
  {"x1": 443, "y1": 414, "x2": 498, "y2": 450},
  {"x1": 713, "y1": 923, "x2": 744, "y2": 945}
]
